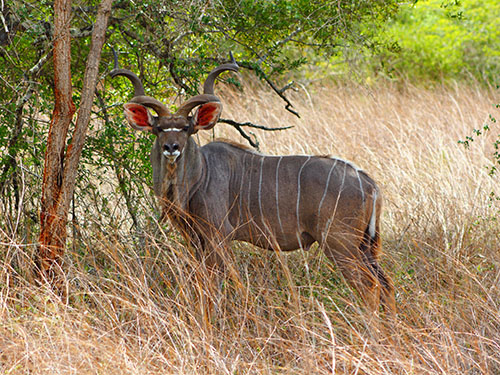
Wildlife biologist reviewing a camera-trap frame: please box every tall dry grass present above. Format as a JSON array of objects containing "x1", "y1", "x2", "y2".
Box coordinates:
[{"x1": 1, "y1": 81, "x2": 499, "y2": 374}]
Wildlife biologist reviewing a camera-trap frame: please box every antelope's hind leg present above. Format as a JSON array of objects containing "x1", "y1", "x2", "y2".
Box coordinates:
[
  {"x1": 359, "y1": 230, "x2": 396, "y2": 316},
  {"x1": 362, "y1": 251, "x2": 396, "y2": 317},
  {"x1": 323, "y1": 236, "x2": 391, "y2": 316}
]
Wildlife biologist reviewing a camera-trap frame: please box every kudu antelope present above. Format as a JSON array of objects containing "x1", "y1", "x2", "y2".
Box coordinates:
[{"x1": 111, "y1": 57, "x2": 396, "y2": 315}]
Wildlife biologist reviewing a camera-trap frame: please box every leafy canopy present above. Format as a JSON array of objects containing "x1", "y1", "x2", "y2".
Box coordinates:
[{"x1": 0, "y1": 0, "x2": 398, "y2": 232}]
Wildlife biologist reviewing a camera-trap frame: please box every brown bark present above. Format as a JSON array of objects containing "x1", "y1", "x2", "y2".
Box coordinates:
[
  {"x1": 38, "y1": 0, "x2": 113, "y2": 285},
  {"x1": 60, "y1": 0, "x2": 113, "y2": 213},
  {"x1": 38, "y1": 0, "x2": 75, "y2": 281}
]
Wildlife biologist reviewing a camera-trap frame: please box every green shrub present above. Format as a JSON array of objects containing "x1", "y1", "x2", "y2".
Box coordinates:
[{"x1": 380, "y1": 0, "x2": 500, "y2": 84}]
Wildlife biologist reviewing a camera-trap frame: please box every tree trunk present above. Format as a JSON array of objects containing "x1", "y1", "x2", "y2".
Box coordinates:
[
  {"x1": 38, "y1": 0, "x2": 75, "y2": 283},
  {"x1": 38, "y1": 0, "x2": 113, "y2": 286}
]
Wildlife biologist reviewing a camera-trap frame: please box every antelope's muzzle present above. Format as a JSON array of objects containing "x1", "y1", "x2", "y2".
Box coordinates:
[{"x1": 163, "y1": 143, "x2": 181, "y2": 164}]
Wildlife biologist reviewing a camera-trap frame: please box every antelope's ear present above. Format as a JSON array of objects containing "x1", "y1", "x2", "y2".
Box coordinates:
[
  {"x1": 193, "y1": 102, "x2": 222, "y2": 132},
  {"x1": 123, "y1": 103, "x2": 154, "y2": 132}
]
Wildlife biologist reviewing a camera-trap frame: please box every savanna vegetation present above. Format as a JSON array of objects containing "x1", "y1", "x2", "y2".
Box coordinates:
[{"x1": 1, "y1": 0, "x2": 499, "y2": 373}]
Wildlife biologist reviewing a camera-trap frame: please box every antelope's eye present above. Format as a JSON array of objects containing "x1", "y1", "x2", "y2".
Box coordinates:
[{"x1": 183, "y1": 125, "x2": 190, "y2": 132}]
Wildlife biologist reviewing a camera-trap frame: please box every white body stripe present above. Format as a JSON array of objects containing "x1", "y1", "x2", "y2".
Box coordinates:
[
  {"x1": 247, "y1": 154, "x2": 255, "y2": 218},
  {"x1": 329, "y1": 156, "x2": 365, "y2": 200},
  {"x1": 340, "y1": 162, "x2": 347, "y2": 190},
  {"x1": 369, "y1": 190, "x2": 378, "y2": 238},
  {"x1": 356, "y1": 169, "x2": 365, "y2": 203},
  {"x1": 322, "y1": 164, "x2": 347, "y2": 242},
  {"x1": 296, "y1": 156, "x2": 311, "y2": 231},
  {"x1": 239, "y1": 154, "x2": 247, "y2": 213},
  {"x1": 258, "y1": 156, "x2": 265, "y2": 224},
  {"x1": 318, "y1": 159, "x2": 338, "y2": 219},
  {"x1": 275, "y1": 156, "x2": 284, "y2": 234},
  {"x1": 329, "y1": 156, "x2": 361, "y2": 171}
]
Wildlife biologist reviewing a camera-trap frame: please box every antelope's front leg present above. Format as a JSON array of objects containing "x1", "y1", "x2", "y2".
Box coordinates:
[{"x1": 191, "y1": 233, "x2": 227, "y2": 278}]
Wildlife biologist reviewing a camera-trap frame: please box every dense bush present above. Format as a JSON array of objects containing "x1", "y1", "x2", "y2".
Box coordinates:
[
  {"x1": 378, "y1": 0, "x2": 500, "y2": 84},
  {"x1": 0, "y1": 0, "x2": 398, "y2": 241}
]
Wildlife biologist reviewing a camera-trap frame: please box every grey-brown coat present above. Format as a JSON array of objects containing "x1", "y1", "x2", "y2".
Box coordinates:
[{"x1": 111, "y1": 58, "x2": 396, "y2": 315}]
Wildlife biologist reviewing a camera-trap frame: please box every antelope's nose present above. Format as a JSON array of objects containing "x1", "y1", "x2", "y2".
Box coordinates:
[{"x1": 163, "y1": 143, "x2": 179, "y2": 154}]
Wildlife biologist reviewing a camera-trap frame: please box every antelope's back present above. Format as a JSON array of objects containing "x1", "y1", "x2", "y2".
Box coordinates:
[{"x1": 200, "y1": 141, "x2": 377, "y2": 250}]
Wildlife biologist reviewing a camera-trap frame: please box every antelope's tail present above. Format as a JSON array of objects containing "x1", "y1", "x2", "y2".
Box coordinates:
[{"x1": 362, "y1": 190, "x2": 396, "y2": 315}]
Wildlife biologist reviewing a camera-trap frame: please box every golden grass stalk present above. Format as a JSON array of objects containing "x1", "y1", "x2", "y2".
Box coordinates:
[{"x1": 1, "y1": 81, "x2": 499, "y2": 374}]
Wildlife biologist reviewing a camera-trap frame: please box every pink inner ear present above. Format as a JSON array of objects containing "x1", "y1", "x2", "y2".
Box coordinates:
[
  {"x1": 195, "y1": 102, "x2": 221, "y2": 129},
  {"x1": 124, "y1": 103, "x2": 151, "y2": 128}
]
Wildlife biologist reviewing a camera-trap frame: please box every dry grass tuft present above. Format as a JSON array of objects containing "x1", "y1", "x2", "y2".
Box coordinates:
[{"x1": 1, "y1": 81, "x2": 499, "y2": 374}]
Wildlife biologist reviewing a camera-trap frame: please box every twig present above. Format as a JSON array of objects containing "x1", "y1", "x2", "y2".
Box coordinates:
[
  {"x1": 168, "y1": 61, "x2": 193, "y2": 95},
  {"x1": 258, "y1": 27, "x2": 302, "y2": 64},
  {"x1": 95, "y1": 90, "x2": 140, "y2": 230},
  {"x1": 237, "y1": 61, "x2": 300, "y2": 118},
  {"x1": 219, "y1": 118, "x2": 292, "y2": 131},
  {"x1": 0, "y1": 50, "x2": 49, "y2": 191},
  {"x1": 28, "y1": 52, "x2": 52, "y2": 76},
  {"x1": 218, "y1": 119, "x2": 293, "y2": 150},
  {"x1": 230, "y1": 124, "x2": 259, "y2": 149}
]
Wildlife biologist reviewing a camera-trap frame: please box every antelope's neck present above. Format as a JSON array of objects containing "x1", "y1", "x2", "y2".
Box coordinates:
[{"x1": 160, "y1": 137, "x2": 205, "y2": 210}]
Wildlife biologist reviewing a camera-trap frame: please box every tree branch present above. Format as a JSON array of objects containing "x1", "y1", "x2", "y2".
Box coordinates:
[
  {"x1": 258, "y1": 27, "x2": 302, "y2": 64},
  {"x1": 226, "y1": 123, "x2": 259, "y2": 149},
  {"x1": 0, "y1": 50, "x2": 50, "y2": 192},
  {"x1": 219, "y1": 118, "x2": 292, "y2": 132},
  {"x1": 38, "y1": 0, "x2": 76, "y2": 284},
  {"x1": 95, "y1": 90, "x2": 139, "y2": 230},
  {"x1": 38, "y1": 0, "x2": 113, "y2": 285},
  {"x1": 218, "y1": 118, "x2": 293, "y2": 149},
  {"x1": 237, "y1": 60, "x2": 300, "y2": 118}
]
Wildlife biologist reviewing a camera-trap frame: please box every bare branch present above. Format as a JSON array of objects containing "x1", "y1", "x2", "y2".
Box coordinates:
[
  {"x1": 217, "y1": 118, "x2": 293, "y2": 149},
  {"x1": 228, "y1": 124, "x2": 258, "y2": 149},
  {"x1": 28, "y1": 51, "x2": 52, "y2": 76},
  {"x1": 277, "y1": 81, "x2": 295, "y2": 94},
  {"x1": 156, "y1": 12, "x2": 301, "y2": 117},
  {"x1": 219, "y1": 118, "x2": 292, "y2": 132},
  {"x1": 237, "y1": 61, "x2": 300, "y2": 118}
]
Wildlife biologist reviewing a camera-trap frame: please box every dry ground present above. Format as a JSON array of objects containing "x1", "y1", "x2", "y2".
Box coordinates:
[{"x1": 1, "y1": 81, "x2": 499, "y2": 374}]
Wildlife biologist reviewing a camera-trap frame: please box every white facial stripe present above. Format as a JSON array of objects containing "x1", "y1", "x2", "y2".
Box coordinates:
[{"x1": 162, "y1": 128, "x2": 183, "y2": 132}]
